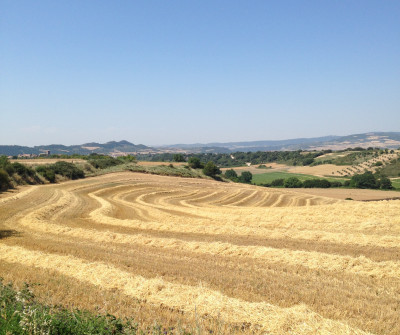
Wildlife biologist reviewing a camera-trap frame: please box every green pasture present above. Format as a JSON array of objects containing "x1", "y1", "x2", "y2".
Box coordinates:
[
  {"x1": 252, "y1": 171, "x2": 347, "y2": 185},
  {"x1": 391, "y1": 178, "x2": 400, "y2": 190}
]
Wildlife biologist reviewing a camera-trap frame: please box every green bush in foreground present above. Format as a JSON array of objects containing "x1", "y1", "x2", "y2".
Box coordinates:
[
  {"x1": 0, "y1": 169, "x2": 11, "y2": 191},
  {"x1": 0, "y1": 279, "x2": 140, "y2": 335},
  {"x1": 36, "y1": 162, "x2": 84, "y2": 183}
]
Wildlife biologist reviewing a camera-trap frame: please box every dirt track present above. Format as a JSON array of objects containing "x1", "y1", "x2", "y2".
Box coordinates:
[{"x1": 0, "y1": 172, "x2": 399, "y2": 334}]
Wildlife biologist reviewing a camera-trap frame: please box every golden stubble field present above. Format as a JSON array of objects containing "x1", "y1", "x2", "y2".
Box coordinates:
[{"x1": 0, "y1": 172, "x2": 399, "y2": 334}]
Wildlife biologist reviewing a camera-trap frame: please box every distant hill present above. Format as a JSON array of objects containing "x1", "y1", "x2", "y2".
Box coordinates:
[
  {"x1": 159, "y1": 132, "x2": 400, "y2": 153},
  {"x1": 1, "y1": 132, "x2": 400, "y2": 156},
  {"x1": 0, "y1": 141, "x2": 152, "y2": 156}
]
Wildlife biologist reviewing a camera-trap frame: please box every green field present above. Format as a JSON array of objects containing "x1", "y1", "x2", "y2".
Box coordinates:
[
  {"x1": 391, "y1": 178, "x2": 400, "y2": 190},
  {"x1": 252, "y1": 171, "x2": 348, "y2": 185}
]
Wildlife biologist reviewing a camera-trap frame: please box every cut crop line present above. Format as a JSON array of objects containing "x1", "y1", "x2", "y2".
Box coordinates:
[{"x1": 0, "y1": 243, "x2": 370, "y2": 335}]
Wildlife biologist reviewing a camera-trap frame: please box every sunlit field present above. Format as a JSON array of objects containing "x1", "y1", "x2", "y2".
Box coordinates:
[{"x1": 1, "y1": 172, "x2": 399, "y2": 334}]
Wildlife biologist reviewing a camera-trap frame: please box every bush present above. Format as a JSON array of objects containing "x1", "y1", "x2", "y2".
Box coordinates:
[
  {"x1": 88, "y1": 155, "x2": 122, "y2": 169},
  {"x1": 12, "y1": 162, "x2": 35, "y2": 177},
  {"x1": 284, "y1": 177, "x2": 303, "y2": 188},
  {"x1": 350, "y1": 172, "x2": 378, "y2": 189},
  {"x1": 0, "y1": 168, "x2": 11, "y2": 191},
  {"x1": 188, "y1": 157, "x2": 203, "y2": 169},
  {"x1": 302, "y1": 158, "x2": 314, "y2": 166},
  {"x1": 52, "y1": 162, "x2": 84, "y2": 179},
  {"x1": 224, "y1": 169, "x2": 238, "y2": 180},
  {"x1": 377, "y1": 176, "x2": 393, "y2": 190},
  {"x1": 173, "y1": 154, "x2": 185, "y2": 162},
  {"x1": 270, "y1": 178, "x2": 284, "y2": 186},
  {"x1": 330, "y1": 181, "x2": 344, "y2": 188},
  {"x1": 203, "y1": 162, "x2": 221, "y2": 177},
  {"x1": 303, "y1": 179, "x2": 331, "y2": 188},
  {"x1": 239, "y1": 171, "x2": 253, "y2": 183},
  {"x1": 36, "y1": 162, "x2": 84, "y2": 182}
]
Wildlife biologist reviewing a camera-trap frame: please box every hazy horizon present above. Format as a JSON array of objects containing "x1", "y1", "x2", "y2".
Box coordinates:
[{"x1": 2, "y1": 1, "x2": 399, "y2": 146}]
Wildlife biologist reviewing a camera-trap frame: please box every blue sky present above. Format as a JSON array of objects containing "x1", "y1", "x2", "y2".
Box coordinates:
[{"x1": 1, "y1": 1, "x2": 399, "y2": 146}]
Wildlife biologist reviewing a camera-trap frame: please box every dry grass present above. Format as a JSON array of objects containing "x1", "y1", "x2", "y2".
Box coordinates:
[
  {"x1": 11, "y1": 158, "x2": 86, "y2": 166},
  {"x1": 1, "y1": 172, "x2": 399, "y2": 334}
]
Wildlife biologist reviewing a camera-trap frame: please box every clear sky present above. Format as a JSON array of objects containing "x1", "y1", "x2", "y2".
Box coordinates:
[{"x1": 1, "y1": 1, "x2": 399, "y2": 146}]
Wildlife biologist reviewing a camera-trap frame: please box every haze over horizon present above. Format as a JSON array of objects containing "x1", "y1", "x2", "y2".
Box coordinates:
[{"x1": 1, "y1": 1, "x2": 399, "y2": 146}]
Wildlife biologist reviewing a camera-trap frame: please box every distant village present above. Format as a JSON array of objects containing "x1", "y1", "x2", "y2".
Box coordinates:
[{"x1": 8, "y1": 150, "x2": 51, "y2": 159}]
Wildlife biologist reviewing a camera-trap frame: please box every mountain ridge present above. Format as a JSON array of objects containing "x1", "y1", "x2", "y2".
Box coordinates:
[{"x1": 1, "y1": 132, "x2": 400, "y2": 156}]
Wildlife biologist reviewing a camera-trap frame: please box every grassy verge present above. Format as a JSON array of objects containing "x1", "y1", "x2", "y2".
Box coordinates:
[{"x1": 0, "y1": 280, "x2": 141, "y2": 335}]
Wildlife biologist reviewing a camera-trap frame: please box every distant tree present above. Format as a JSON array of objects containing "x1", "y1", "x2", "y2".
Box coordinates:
[
  {"x1": 173, "y1": 154, "x2": 185, "y2": 162},
  {"x1": 203, "y1": 161, "x2": 221, "y2": 177},
  {"x1": 378, "y1": 176, "x2": 393, "y2": 190},
  {"x1": 303, "y1": 179, "x2": 331, "y2": 188},
  {"x1": 271, "y1": 178, "x2": 284, "y2": 186},
  {"x1": 224, "y1": 169, "x2": 238, "y2": 180},
  {"x1": 188, "y1": 157, "x2": 203, "y2": 169},
  {"x1": 302, "y1": 158, "x2": 314, "y2": 166},
  {"x1": 284, "y1": 177, "x2": 302, "y2": 188},
  {"x1": 118, "y1": 155, "x2": 136, "y2": 163},
  {"x1": 239, "y1": 171, "x2": 253, "y2": 183},
  {"x1": 350, "y1": 172, "x2": 378, "y2": 189}
]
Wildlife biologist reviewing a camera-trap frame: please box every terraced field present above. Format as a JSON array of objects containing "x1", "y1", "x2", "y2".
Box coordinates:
[{"x1": 0, "y1": 172, "x2": 399, "y2": 334}]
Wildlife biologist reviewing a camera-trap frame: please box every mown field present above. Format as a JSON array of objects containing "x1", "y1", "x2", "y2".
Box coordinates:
[{"x1": 0, "y1": 172, "x2": 400, "y2": 334}]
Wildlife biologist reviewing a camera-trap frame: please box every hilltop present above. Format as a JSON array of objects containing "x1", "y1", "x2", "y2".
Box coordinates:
[
  {"x1": 0, "y1": 140, "x2": 152, "y2": 156},
  {"x1": 1, "y1": 132, "x2": 400, "y2": 156}
]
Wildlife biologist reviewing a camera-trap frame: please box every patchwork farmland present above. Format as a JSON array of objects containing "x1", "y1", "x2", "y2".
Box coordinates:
[{"x1": 0, "y1": 172, "x2": 400, "y2": 334}]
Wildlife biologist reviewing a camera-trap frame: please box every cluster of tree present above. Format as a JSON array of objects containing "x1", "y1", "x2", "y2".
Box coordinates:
[
  {"x1": 138, "y1": 151, "x2": 329, "y2": 167},
  {"x1": 263, "y1": 172, "x2": 393, "y2": 190},
  {"x1": 87, "y1": 154, "x2": 136, "y2": 169},
  {"x1": 263, "y1": 177, "x2": 344, "y2": 188},
  {"x1": 349, "y1": 171, "x2": 393, "y2": 189},
  {"x1": 36, "y1": 162, "x2": 85, "y2": 183},
  {"x1": 224, "y1": 169, "x2": 253, "y2": 183}
]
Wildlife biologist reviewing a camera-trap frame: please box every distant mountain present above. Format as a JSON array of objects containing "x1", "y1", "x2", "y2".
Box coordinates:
[
  {"x1": 0, "y1": 141, "x2": 152, "y2": 156},
  {"x1": 159, "y1": 132, "x2": 400, "y2": 153},
  {"x1": 1, "y1": 132, "x2": 399, "y2": 156}
]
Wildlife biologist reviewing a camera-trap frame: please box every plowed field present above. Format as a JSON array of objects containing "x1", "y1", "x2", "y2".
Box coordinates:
[{"x1": 0, "y1": 172, "x2": 399, "y2": 334}]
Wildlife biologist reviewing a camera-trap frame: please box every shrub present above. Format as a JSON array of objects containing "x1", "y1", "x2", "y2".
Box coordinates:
[
  {"x1": 203, "y1": 162, "x2": 221, "y2": 177},
  {"x1": 302, "y1": 158, "x2": 314, "y2": 166},
  {"x1": 36, "y1": 162, "x2": 84, "y2": 182},
  {"x1": 11, "y1": 162, "x2": 35, "y2": 177},
  {"x1": 173, "y1": 154, "x2": 185, "y2": 162},
  {"x1": 377, "y1": 176, "x2": 393, "y2": 190},
  {"x1": 270, "y1": 178, "x2": 284, "y2": 186},
  {"x1": 303, "y1": 179, "x2": 331, "y2": 188},
  {"x1": 188, "y1": 157, "x2": 203, "y2": 169},
  {"x1": 52, "y1": 162, "x2": 84, "y2": 179},
  {"x1": 239, "y1": 171, "x2": 253, "y2": 183},
  {"x1": 224, "y1": 169, "x2": 238, "y2": 180},
  {"x1": 0, "y1": 168, "x2": 11, "y2": 191},
  {"x1": 350, "y1": 172, "x2": 378, "y2": 189},
  {"x1": 88, "y1": 155, "x2": 122, "y2": 169},
  {"x1": 284, "y1": 177, "x2": 302, "y2": 188},
  {"x1": 330, "y1": 181, "x2": 344, "y2": 188}
]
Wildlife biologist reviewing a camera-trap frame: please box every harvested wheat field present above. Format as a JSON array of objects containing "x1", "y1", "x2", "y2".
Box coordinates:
[{"x1": 0, "y1": 172, "x2": 400, "y2": 334}]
